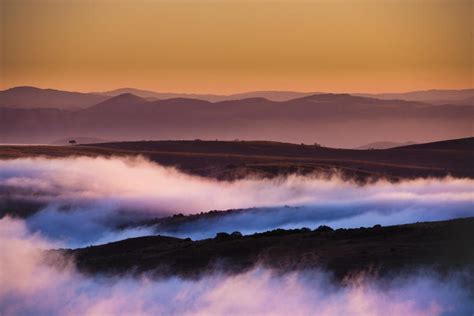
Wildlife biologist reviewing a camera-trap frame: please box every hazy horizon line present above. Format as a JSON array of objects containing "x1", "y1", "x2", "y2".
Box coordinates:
[{"x1": 2, "y1": 84, "x2": 473, "y2": 96}]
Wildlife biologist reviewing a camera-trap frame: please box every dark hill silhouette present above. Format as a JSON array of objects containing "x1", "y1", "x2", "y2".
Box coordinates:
[
  {"x1": 0, "y1": 86, "x2": 107, "y2": 109},
  {"x1": 1, "y1": 137, "x2": 472, "y2": 184},
  {"x1": 64, "y1": 217, "x2": 474, "y2": 279},
  {"x1": 395, "y1": 137, "x2": 474, "y2": 151}
]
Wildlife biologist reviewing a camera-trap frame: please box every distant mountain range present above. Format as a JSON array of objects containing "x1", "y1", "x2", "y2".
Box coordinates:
[
  {"x1": 1, "y1": 87, "x2": 472, "y2": 147},
  {"x1": 1, "y1": 86, "x2": 473, "y2": 109},
  {"x1": 96, "y1": 88, "x2": 318, "y2": 103},
  {"x1": 355, "y1": 89, "x2": 474, "y2": 105},
  {"x1": 0, "y1": 86, "x2": 108, "y2": 109},
  {"x1": 99, "y1": 88, "x2": 474, "y2": 105}
]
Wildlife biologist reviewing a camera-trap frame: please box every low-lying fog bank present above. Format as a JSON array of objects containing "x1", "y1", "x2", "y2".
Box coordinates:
[
  {"x1": 149, "y1": 202, "x2": 473, "y2": 240},
  {"x1": 1, "y1": 217, "x2": 473, "y2": 316},
  {"x1": 0, "y1": 156, "x2": 473, "y2": 247}
]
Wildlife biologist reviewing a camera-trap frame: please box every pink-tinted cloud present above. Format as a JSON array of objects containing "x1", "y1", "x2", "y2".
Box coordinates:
[
  {"x1": 0, "y1": 217, "x2": 472, "y2": 316},
  {"x1": 1, "y1": 156, "x2": 473, "y2": 246},
  {"x1": 1, "y1": 156, "x2": 472, "y2": 214}
]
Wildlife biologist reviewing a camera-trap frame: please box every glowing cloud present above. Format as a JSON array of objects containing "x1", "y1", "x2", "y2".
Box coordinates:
[
  {"x1": 1, "y1": 217, "x2": 472, "y2": 316},
  {"x1": 1, "y1": 156, "x2": 473, "y2": 246}
]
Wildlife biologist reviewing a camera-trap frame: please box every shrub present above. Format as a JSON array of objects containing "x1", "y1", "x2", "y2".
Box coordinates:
[
  {"x1": 313, "y1": 225, "x2": 334, "y2": 233},
  {"x1": 215, "y1": 232, "x2": 231, "y2": 240},
  {"x1": 231, "y1": 231, "x2": 242, "y2": 237}
]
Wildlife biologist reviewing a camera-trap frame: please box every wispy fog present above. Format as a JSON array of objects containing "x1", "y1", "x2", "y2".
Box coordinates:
[
  {"x1": 0, "y1": 156, "x2": 472, "y2": 246},
  {"x1": 1, "y1": 217, "x2": 472, "y2": 316}
]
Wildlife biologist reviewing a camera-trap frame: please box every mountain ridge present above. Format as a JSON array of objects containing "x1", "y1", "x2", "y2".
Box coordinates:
[
  {"x1": 2, "y1": 86, "x2": 472, "y2": 110},
  {"x1": 1, "y1": 92, "x2": 472, "y2": 147},
  {"x1": 0, "y1": 86, "x2": 107, "y2": 109}
]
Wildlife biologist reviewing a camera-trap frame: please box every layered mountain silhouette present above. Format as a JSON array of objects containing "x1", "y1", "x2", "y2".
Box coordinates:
[
  {"x1": 0, "y1": 86, "x2": 108, "y2": 109},
  {"x1": 1, "y1": 86, "x2": 472, "y2": 108},
  {"x1": 1, "y1": 89, "x2": 472, "y2": 147},
  {"x1": 97, "y1": 88, "x2": 317, "y2": 102},
  {"x1": 356, "y1": 89, "x2": 474, "y2": 105},
  {"x1": 99, "y1": 88, "x2": 474, "y2": 105}
]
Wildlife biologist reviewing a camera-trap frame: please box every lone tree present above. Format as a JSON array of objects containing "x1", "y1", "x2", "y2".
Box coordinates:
[{"x1": 68, "y1": 140, "x2": 77, "y2": 145}]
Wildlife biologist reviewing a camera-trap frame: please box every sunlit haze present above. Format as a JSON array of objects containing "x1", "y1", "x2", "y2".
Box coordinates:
[{"x1": 1, "y1": 0, "x2": 472, "y2": 93}]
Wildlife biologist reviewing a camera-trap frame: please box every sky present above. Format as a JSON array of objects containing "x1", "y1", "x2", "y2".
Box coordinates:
[{"x1": 0, "y1": 0, "x2": 472, "y2": 94}]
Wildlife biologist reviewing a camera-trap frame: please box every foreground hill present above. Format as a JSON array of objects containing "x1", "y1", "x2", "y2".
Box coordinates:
[
  {"x1": 0, "y1": 137, "x2": 472, "y2": 182},
  {"x1": 63, "y1": 217, "x2": 474, "y2": 279},
  {"x1": 1, "y1": 92, "x2": 472, "y2": 147},
  {"x1": 396, "y1": 137, "x2": 474, "y2": 151}
]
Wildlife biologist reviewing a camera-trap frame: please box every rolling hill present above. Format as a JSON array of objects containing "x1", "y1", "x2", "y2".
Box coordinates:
[
  {"x1": 64, "y1": 217, "x2": 474, "y2": 279},
  {"x1": 1, "y1": 137, "x2": 472, "y2": 182},
  {"x1": 396, "y1": 137, "x2": 474, "y2": 151}
]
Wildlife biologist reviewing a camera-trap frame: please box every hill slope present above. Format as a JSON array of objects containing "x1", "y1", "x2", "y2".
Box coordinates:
[
  {"x1": 1, "y1": 137, "x2": 472, "y2": 181},
  {"x1": 65, "y1": 217, "x2": 474, "y2": 279},
  {"x1": 396, "y1": 137, "x2": 474, "y2": 150}
]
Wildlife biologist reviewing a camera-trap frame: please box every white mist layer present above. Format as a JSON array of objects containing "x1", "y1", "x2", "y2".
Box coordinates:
[
  {"x1": 1, "y1": 217, "x2": 472, "y2": 316},
  {"x1": 0, "y1": 156, "x2": 473, "y2": 246},
  {"x1": 153, "y1": 200, "x2": 473, "y2": 240}
]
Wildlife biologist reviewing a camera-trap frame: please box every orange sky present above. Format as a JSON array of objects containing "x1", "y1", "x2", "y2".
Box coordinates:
[{"x1": 0, "y1": 0, "x2": 472, "y2": 94}]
